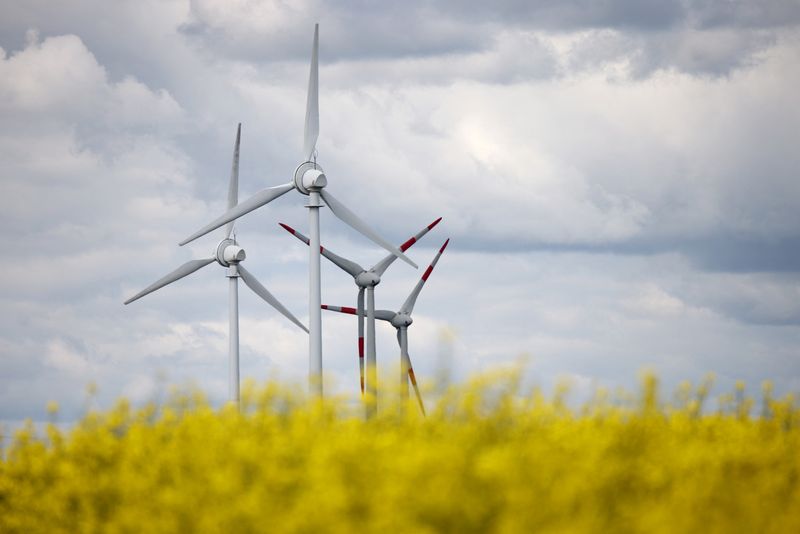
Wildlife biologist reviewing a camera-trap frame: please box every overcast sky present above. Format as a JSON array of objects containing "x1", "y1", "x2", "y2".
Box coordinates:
[{"x1": 2, "y1": 0, "x2": 800, "y2": 423}]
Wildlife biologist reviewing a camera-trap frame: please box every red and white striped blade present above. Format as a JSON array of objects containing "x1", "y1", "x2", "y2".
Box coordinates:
[
  {"x1": 396, "y1": 329, "x2": 426, "y2": 416},
  {"x1": 321, "y1": 304, "x2": 359, "y2": 315},
  {"x1": 321, "y1": 305, "x2": 395, "y2": 322},
  {"x1": 279, "y1": 222, "x2": 310, "y2": 245},
  {"x1": 371, "y1": 217, "x2": 442, "y2": 276},
  {"x1": 400, "y1": 238, "x2": 449, "y2": 315},
  {"x1": 399, "y1": 217, "x2": 442, "y2": 252},
  {"x1": 407, "y1": 358, "x2": 426, "y2": 416}
]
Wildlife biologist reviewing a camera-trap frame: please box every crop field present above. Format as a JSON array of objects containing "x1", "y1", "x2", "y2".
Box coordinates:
[{"x1": 2, "y1": 374, "x2": 799, "y2": 533}]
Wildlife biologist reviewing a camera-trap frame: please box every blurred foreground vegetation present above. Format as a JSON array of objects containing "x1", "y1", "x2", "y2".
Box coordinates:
[{"x1": 1, "y1": 374, "x2": 799, "y2": 533}]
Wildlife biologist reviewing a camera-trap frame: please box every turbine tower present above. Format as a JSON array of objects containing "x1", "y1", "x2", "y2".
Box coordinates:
[
  {"x1": 125, "y1": 124, "x2": 308, "y2": 405},
  {"x1": 178, "y1": 24, "x2": 417, "y2": 397},
  {"x1": 323, "y1": 239, "x2": 450, "y2": 415},
  {"x1": 280, "y1": 217, "x2": 441, "y2": 414}
]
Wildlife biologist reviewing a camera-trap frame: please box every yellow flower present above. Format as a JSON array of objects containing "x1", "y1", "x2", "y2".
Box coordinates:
[{"x1": 1, "y1": 374, "x2": 799, "y2": 533}]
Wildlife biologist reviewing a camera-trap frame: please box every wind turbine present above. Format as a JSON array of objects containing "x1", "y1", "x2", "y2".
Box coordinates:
[
  {"x1": 177, "y1": 24, "x2": 417, "y2": 397},
  {"x1": 125, "y1": 124, "x2": 308, "y2": 405},
  {"x1": 322, "y1": 239, "x2": 450, "y2": 415},
  {"x1": 279, "y1": 217, "x2": 441, "y2": 413}
]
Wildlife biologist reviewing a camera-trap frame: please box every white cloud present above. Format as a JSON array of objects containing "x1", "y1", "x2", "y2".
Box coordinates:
[
  {"x1": 0, "y1": 33, "x2": 182, "y2": 125},
  {"x1": 45, "y1": 338, "x2": 92, "y2": 375},
  {"x1": 623, "y1": 284, "x2": 688, "y2": 317}
]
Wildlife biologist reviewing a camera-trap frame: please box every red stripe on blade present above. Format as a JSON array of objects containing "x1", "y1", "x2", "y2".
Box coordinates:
[
  {"x1": 408, "y1": 368, "x2": 418, "y2": 385},
  {"x1": 321, "y1": 305, "x2": 330, "y2": 310},
  {"x1": 421, "y1": 265, "x2": 434, "y2": 281},
  {"x1": 400, "y1": 237, "x2": 416, "y2": 251},
  {"x1": 428, "y1": 217, "x2": 442, "y2": 230},
  {"x1": 439, "y1": 238, "x2": 450, "y2": 253},
  {"x1": 278, "y1": 223, "x2": 296, "y2": 235},
  {"x1": 358, "y1": 337, "x2": 364, "y2": 357},
  {"x1": 342, "y1": 306, "x2": 357, "y2": 314}
]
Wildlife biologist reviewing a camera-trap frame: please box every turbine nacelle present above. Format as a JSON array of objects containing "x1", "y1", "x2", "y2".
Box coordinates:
[
  {"x1": 293, "y1": 161, "x2": 327, "y2": 194},
  {"x1": 355, "y1": 271, "x2": 381, "y2": 288},
  {"x1": 391, "y1": 313, "x2": 413, "y2": 328},
  {"x1": 216, "y1": 238, "x2": 246, "y2": 267}
]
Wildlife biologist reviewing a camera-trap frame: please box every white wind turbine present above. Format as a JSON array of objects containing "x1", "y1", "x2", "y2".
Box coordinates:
[
  {"x1": 323, "y1": 239, "x2": 450, "y2": 415},
  {"x1": 279, "y1": 217, "x2": 441, "y2": 414},
  {"x1": 177, "y1": 24, "x2": 417, "y2": 397},
  {"x1": 125, "y1": 124, "x2": 308, "y2": 405}
]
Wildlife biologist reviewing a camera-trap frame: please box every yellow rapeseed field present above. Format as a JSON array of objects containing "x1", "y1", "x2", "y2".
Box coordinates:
[{"x1": 2, "y1": 374, "x2": 799, "y2": 533}]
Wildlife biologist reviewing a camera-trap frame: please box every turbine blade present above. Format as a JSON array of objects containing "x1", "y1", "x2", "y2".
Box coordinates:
[
  {"x1": 400, "y1": 238, "x2": 449, "y2": 315},
  {"x1": 374, "y1": 309, "x2": 396, "y2": 322},
  {"x1": 407, "y1": 355, "x2": 426, "y2": 416},
  {"x1": 179, "y1": 183, "x2": 295, "y2": 246},
  {"x1": 279, "y1": 222, "x2": 363, "y2": 277},
  {"x1": 397, "y1": 329, "x2": 425, "y2": 415},
  {"x1": 357, "y1": 287, "x2": 365, "y2": 396},
  {"x1": 224, "y1": 123, "x2": 241, "y2": 239},
  {"x1": 303, "y1": 23, "x2": 319, "y2": 161},
  {"x1": 124, "y1": 258, "x2": 215, "y2": 305},
  {"x1": 372, "y1": 216, "x2": 442, "y2": 276},
  {"x1": 238, "y1": 265, "x2": 309, "y2": 333},
  {"x1": 319, "y1": 189, "x2": 418, "y2": 269},
  {"x1": 321, "y1": 305, "x2": 394, "y2": 322},
  {"x1": 321, "y1": 304, "x2": 359, "y2": 315}
]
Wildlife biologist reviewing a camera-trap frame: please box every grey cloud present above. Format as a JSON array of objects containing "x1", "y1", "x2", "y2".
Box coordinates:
[
  {"x1": 562, "y1": 26, "x2": 779, "y2": 77},
  {"x1": 440, "y1": 0, "x2": 686, "y2": 31},
  {"x1": 687, "y1": 0, "x2": 800, "y2": 30},
  {"x1": 627, "y1": 28, "x2": 778, "y2": 77},
  {"x1": 308, "y1": 34, "x2": 799, "y2": 269},
  {"x1": 1, "y1": 0, "x2": 793, "y2": 93},
  {"x1": 176, "y1": 0, "x2": 798, "y2": 79},
  {"x1": 178, "y1": 0, "x2": 685, "y2": 64},
  {"x1": 682, "y1": 236, "x2": 800, "y2": 274},
  {"x1": 664, "y1": 269, "x2": 800, "y2": 326},
  {"x1": 322, "y1": 30, "x2": 559, "y2": 86},
  {"x1": 438, "y1": 0, "x2": 800, "y2": 31},
  {"x1": 439, "y1": 234, "x2": 800, "y2": 280},
  {"x1": 179, "y1": 0, "x2": 493, "y2": 62}
]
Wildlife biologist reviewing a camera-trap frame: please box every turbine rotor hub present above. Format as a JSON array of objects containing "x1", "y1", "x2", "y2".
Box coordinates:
[
  {"x1": 216, "y1": 239, "x2": 246, "y2": 267},
  {"x1": 355, "y1": 271, "x2": 381, "y2": 288},
  {"x1": 391, "y1": 313, "x2": 413, "y2": 328},
  {"x1": 293, "y1": 161, "x2": 326, "y2": 195}
]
